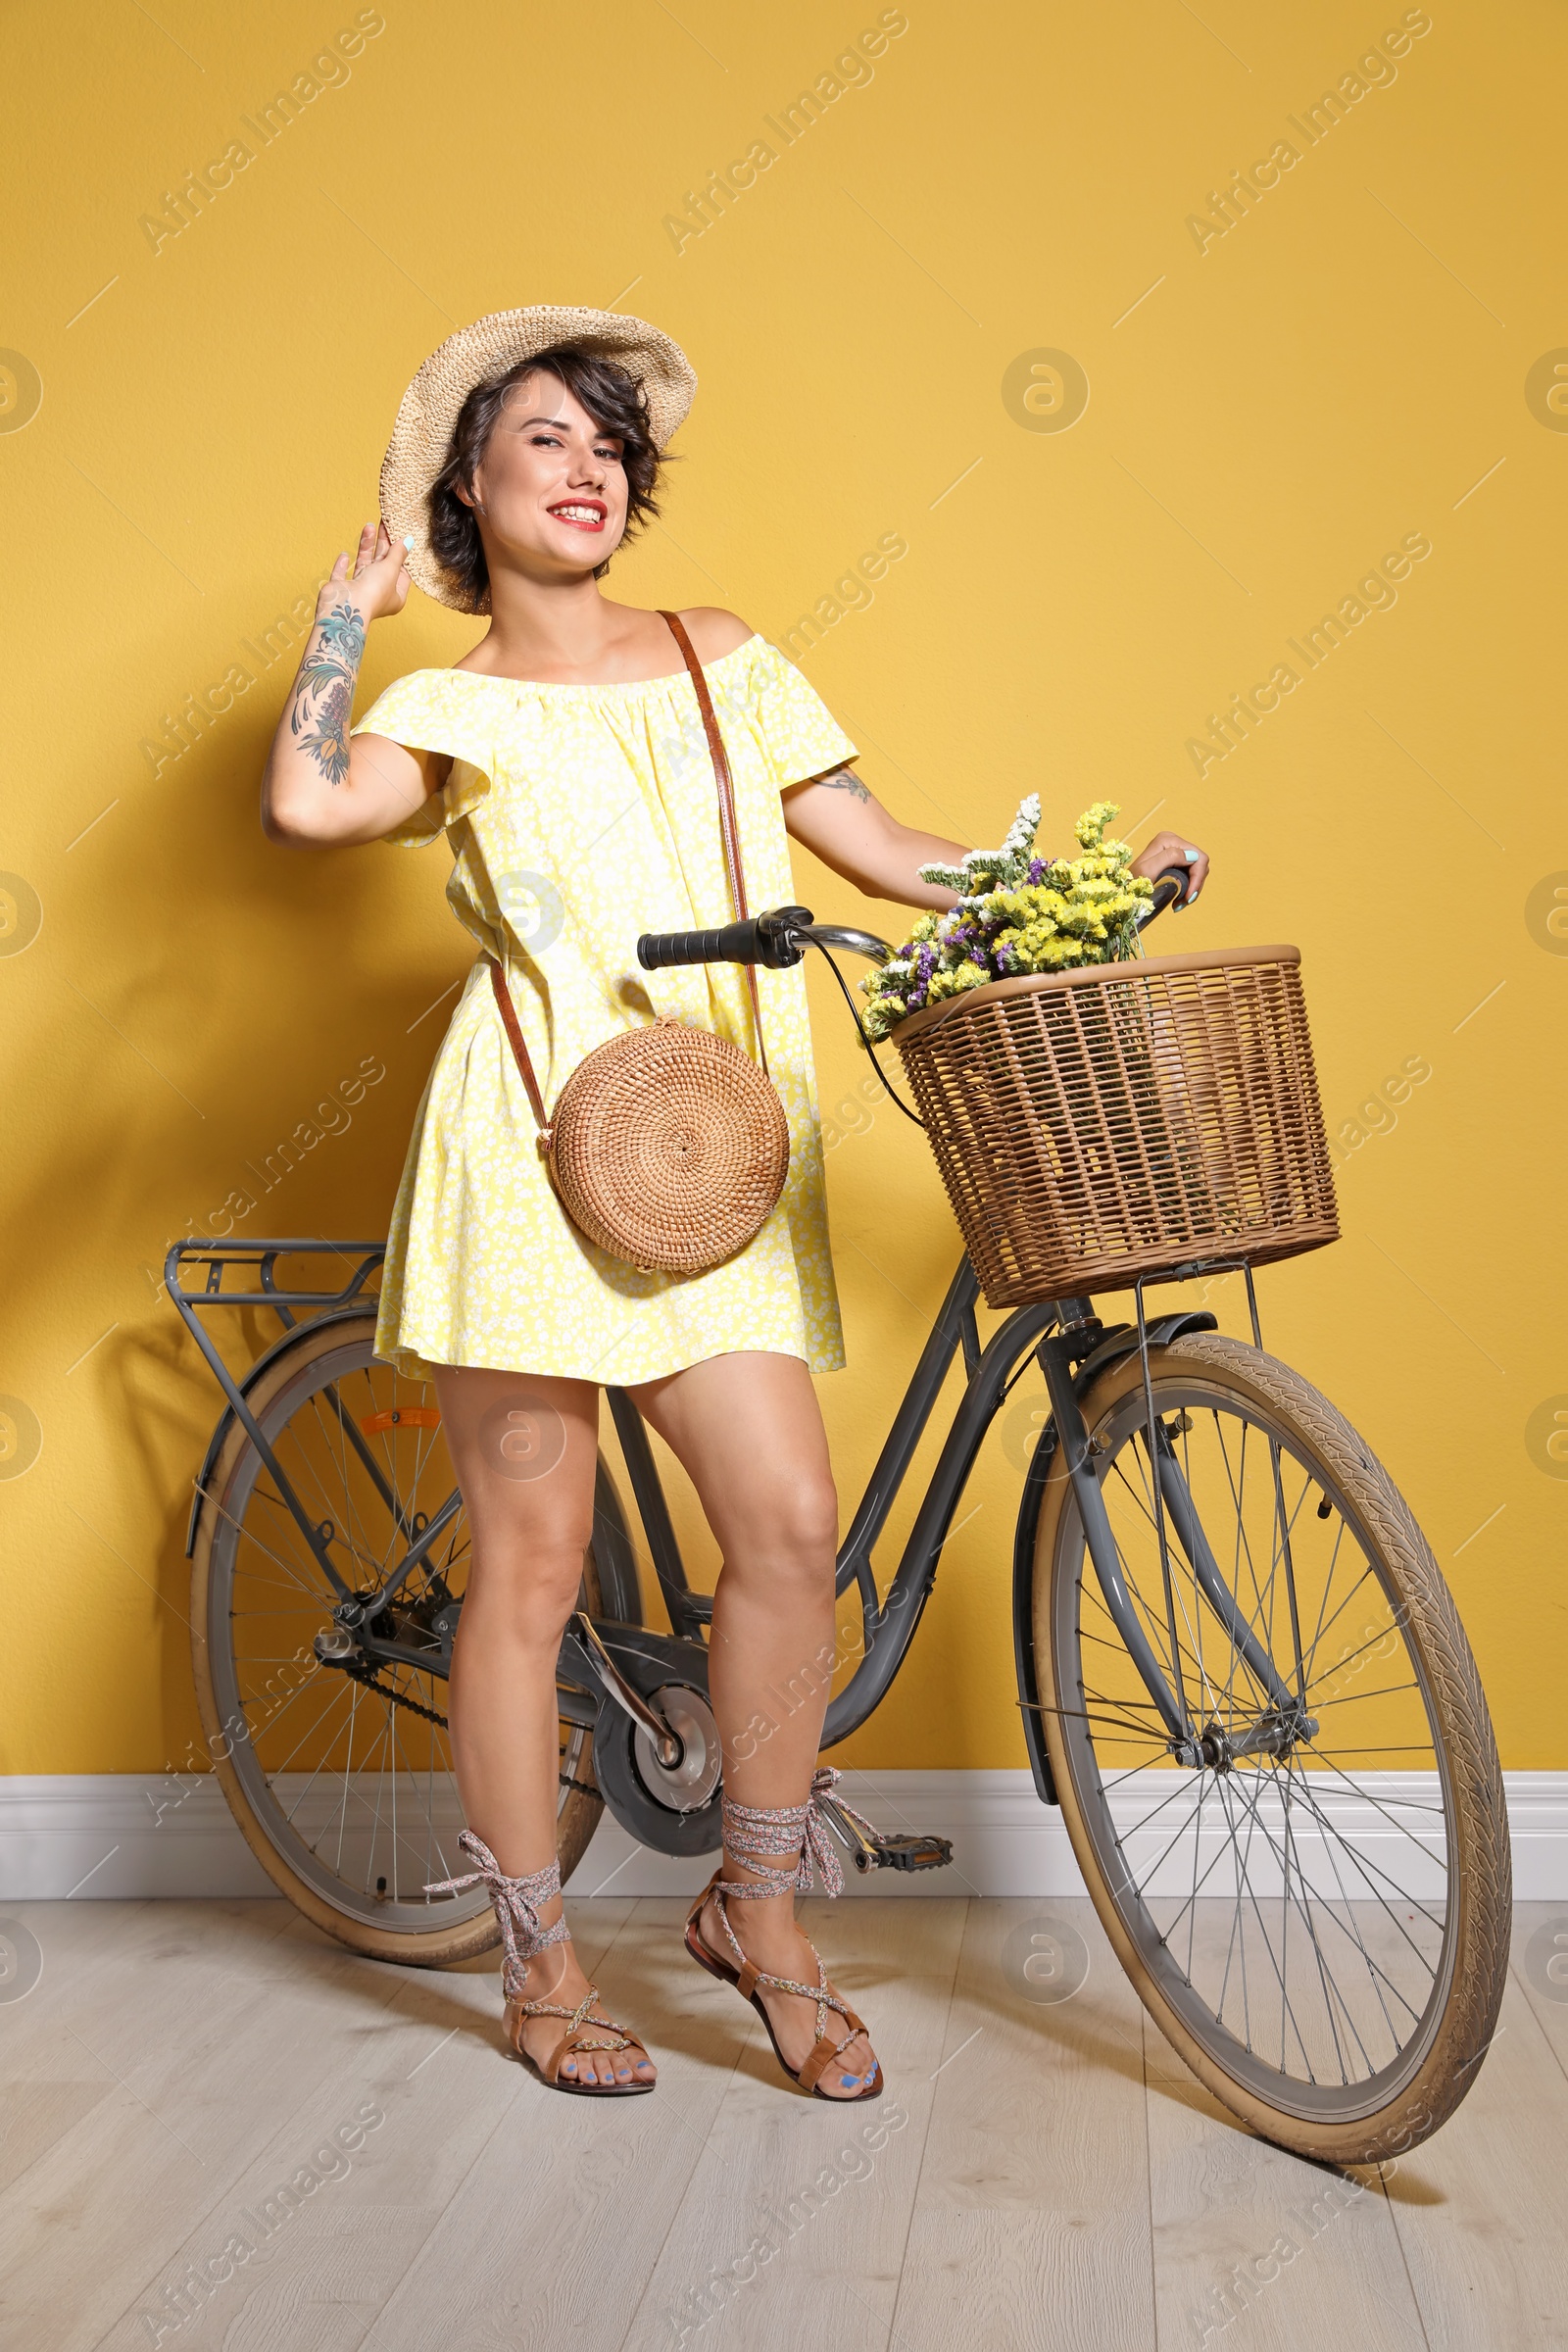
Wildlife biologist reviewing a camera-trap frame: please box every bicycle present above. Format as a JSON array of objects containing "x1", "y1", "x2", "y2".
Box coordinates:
[{"x1": 169, "y1": 871, "x2": 1509, "y2": 2167}]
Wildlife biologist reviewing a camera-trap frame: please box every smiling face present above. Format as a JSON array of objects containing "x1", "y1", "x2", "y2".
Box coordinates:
[{"x1": 458, "y1": 370, "x2": 629, "y2": 581}]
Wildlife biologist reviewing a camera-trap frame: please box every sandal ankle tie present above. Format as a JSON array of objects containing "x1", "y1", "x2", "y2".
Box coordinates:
[
  {"x1": 424, "y1": 1829, "x2": 569, "y2": 1998},
  {"x1": 719, "y1": 1766, "x2": 879, "y2": 1900}
]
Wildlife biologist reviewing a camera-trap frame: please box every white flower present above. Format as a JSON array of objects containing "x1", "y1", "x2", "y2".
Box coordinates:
[{"x1": 1000, "y1": 794, "x2": 1041, "y2": 861}]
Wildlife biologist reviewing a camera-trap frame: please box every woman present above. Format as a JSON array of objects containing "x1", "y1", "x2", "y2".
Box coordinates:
[{"x1": 262, "y1": 306, "x2": 1208, "y2": 2101}]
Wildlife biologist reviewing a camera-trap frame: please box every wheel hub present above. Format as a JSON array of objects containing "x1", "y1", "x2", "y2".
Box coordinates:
[{"x1": 1187, "y1": 1708, "x2": 1320, "y2": 1772}]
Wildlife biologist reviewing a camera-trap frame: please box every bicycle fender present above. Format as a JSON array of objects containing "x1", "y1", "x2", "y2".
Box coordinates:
[
  {"x1": 1074, "y1": 1310, "x2": 1218, "y2": 1392},
  {"x1": 1011, "y1": 1418, "x2": 1060, "y2": 1806}
]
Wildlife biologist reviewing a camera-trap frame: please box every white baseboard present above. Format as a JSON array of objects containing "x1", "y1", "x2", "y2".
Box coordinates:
[{"x1": 4, "y1": 1770, "x2": 1566, "y2": 1903}]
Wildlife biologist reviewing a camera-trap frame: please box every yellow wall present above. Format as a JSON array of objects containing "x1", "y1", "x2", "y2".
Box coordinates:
[{"x1": 3, "y1": 0, "x2": 1562, "y2": 1777}]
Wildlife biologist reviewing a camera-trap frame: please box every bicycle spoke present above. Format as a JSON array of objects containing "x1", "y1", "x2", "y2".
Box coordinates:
[
  {"x1": 334, "y1": 1678, "x2": 361, "y2": 1876},
  {"x1": 1274, "y1": 1755, "x2": 1431, "y2": 2048},
  {"x1": 247, "y1": 1472, "x2": 386, "y2": 1591},
  {"x1": 1298, "y1": 1516, "x2": 1358, "y2": 1682},
  {"x1": 1217, "y1": 1769, "x2": 1394, "y2": 2075},
  {"x1": 207, "y1": 1482, "x2": 326, "y2": 1599},
  {"x1": 1306, "y1": 1619, "x2": 1408, "y2": 1694}
]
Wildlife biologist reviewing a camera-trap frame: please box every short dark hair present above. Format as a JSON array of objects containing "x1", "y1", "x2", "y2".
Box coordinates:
[{"x1": 426, "y1": 344, "x2": 672, "y2": 612}]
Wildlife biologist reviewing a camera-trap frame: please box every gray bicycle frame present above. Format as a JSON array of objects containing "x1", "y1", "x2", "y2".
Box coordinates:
[
  {"x1": 168, "y1": 907, "x2": 1300, "y2": 1765},
  {"x1": 168, "y1": 1234, "x2": 1063, "y2": 1734},
  {"x1": 172, "y1": 1233, "x2": 1289, "y2": 1781}
]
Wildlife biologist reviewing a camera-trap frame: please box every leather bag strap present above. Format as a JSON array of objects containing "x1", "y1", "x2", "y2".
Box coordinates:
[
  {"x1": 658, "y1": 608, "x2": 769, "y2": 1078},
  {"x1": 485, "y1": 951, "x2": 550, "y2": 1140}
]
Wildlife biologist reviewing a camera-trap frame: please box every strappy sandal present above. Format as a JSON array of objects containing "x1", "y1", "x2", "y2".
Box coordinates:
[
  {"x1": 684, "y1": 1766, "x2": 883, "y2": 2102},
  {"x1": 504, "y1": 1983, "x2": 656, "y2": 2097},
  {"x1": 426, "y1": 1830, "x2": 655, "y2": 2097}
]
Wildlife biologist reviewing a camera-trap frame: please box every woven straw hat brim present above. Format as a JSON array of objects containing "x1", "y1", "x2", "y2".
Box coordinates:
[{"x1": 379, "y1": 306, "x2": 698, "y2": 610}]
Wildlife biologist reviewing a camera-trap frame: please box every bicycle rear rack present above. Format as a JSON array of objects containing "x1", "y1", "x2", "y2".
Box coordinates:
[{"x1": 166, "y1": 1239, "x2": 388, "y2": 1592}]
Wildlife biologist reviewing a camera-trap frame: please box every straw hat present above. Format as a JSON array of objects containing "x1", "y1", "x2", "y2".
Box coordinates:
[{"x1": 379, "y1": 305, "x2": 698, "y2": 609}]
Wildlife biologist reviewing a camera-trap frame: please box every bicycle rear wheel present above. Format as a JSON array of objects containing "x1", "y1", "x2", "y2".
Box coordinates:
[
  {"x1": 190, "y1": 1312, "x2": 620, "y2": 1965},
  {"x1": 1031, "y1": 1331, "x2": 1510, "y2": 2164}
]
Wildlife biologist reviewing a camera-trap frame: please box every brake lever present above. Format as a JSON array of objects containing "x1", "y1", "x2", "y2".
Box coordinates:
[{"x1": 754, "y1": 904, "x2": 816, "y2": 967}]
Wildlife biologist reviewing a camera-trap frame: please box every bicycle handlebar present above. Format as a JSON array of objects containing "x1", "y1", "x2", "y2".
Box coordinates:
[
  {"x1": 1139, "y1": 863, "x2": 1194, "y2": 923},
  {"x1": 635, "y1": 864, "x2": 1195, "y2": 973},
  {"x1": 635, "y1": 905, "x2": 818, "y2": 971}
]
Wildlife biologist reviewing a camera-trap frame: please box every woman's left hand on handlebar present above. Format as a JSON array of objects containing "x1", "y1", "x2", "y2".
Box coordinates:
[{"x1": 1132, "y1": 830, "x2": 1209, "y2": 908}]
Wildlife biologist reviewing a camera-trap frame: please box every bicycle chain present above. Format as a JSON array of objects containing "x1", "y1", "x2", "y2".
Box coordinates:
[
  {"x1": 345, "y1": 1665, "x2": 449, "y2": 1730},
  {"x1": 342, "y1": 1666, "x2": 599, "y2": 1797}
]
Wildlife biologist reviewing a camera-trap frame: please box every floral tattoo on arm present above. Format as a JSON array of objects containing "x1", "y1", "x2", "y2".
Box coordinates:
[
  {"x1": 813, "y1": 763, "x2": 871, "y2": 803},
  {"x1": 288, "y1": 603, "x2": 367, "y2": 785}
]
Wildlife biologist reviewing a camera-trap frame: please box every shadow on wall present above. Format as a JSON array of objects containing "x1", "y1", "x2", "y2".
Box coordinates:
[
  {"x1": 16, "y1": 653, "x2": 476, "y2": 1758},
  {"x1": 27, "y1": 675, "x2": 472, "y2": 1306}
]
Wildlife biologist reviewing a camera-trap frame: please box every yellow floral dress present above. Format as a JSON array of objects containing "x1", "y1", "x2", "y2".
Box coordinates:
[{"x1": 350, "y1": 633, "x2": 856, "y2": 1387}]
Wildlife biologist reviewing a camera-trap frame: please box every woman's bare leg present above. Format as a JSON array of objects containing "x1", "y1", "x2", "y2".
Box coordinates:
[
  {"x1": 431, "y1": 1362, "x2": 655, "y2": 2086},
  {"x1": 628, "y1": 1350, "x2": 877, "y2": 2098}
]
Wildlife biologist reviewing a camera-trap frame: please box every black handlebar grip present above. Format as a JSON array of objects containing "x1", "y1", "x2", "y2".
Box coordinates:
[
  {"x1": 637, "y1": 918, "x2": 764, "y2": 970},
  {"x1": 1148, "y1": 864, "x2": 1193, "y2": 915}
]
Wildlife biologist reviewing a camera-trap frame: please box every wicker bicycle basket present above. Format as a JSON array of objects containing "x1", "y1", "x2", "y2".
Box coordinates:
[{"x1": 892, "y1": 945, "x2": 1338, "y2": 1308}]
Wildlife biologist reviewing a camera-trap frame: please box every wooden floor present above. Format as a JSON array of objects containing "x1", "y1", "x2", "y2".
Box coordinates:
[{"x1": 4, "y1": 1895, "x2": 1568, "y2": 2350}]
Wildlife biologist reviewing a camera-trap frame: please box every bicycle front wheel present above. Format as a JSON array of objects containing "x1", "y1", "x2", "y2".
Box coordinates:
[
  {"x1": 1032, "y1": 1331, "x2": 1510, "y2": 2165},
  {"x1": 190, "y1": 1312, "x2": 617, "y2": 1966}
]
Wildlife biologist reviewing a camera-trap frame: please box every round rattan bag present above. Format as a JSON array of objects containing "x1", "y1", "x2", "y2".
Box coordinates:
[{"x1": 550, "y1": 1019, "x2": 789, "y2": 1274}]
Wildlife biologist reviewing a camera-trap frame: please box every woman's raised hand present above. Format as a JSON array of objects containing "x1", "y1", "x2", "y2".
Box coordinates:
[
  {"x1": 318, "y1": 520, "x2": 413, "y2": 625},
  {"x1": 264, "y1": 522, "x2": 432, "y2": 846}
]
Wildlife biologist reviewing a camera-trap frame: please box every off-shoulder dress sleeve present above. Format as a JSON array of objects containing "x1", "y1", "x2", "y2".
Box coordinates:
[
  {"x1": 721, "y1": 637, "x2": 858, "y2": 793},
  {"x1": 350, "y1": 671, "x2": 494, "y2": 848}
]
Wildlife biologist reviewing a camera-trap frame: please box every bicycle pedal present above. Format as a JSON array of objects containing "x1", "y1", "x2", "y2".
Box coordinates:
[{"x1": 858, "y1": 1832, "x2": 954, "y2": 1875}]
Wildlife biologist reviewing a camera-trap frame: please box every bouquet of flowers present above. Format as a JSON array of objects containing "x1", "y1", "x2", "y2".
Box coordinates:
[{"x1": 858, "y1": 797, "x2": 1153, "y2": 1041}]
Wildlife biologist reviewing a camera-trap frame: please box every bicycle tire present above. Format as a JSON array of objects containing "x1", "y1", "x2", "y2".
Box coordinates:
[
  {"x1": 190, "y1": 1311, "x2": 610, "y2": 1967},
  {"x1": 1031, "y1": 1330, "x2": 1510, "y2": 2165}
]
